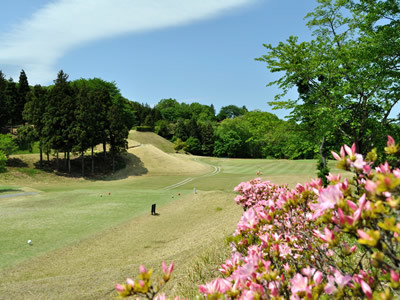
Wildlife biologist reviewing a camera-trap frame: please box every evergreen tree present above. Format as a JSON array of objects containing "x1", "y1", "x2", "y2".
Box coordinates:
[
  {"x1": 43, "y1": 70, "x2": 76, "y2": 173},
  {"x1": 107, "y1": 100, "x2": 129, "y2": 172},
  {"x1": 0, "y1": 71, "x2": 8, "y2": 129},
  {"x1": 17, "y1": 70, "x2": 30, "y2": 125},
  {"x1": 175, "y1": 118, "x2": 189, "y2": 141},
  {"x1": 23, "y1": 85, "x2": 48, "y2": 166},
  {"x1": 199, "y1": 121, "x2": 215, "y2": 156},
  {"x1": 4, "y1": 78, "x2": 18, "y2": 129}
]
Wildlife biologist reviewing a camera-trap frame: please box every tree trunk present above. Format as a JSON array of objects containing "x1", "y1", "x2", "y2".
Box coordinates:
[
  {"x1": 112, "y1": 153, "x2": 115, "y2": 173},
  {"x1": 39, "y1": 144, "x2": 43, "y2": 168},
  {"x1": 91, "y1": 146, "x2": 94, "y2": 175},
  {"x1": 64, "y1": 152, "x2": 67, "y2": 170},
  {"x1": 68, "y1": 151, "x2": 71, "y2": 174},
  {"x1": 103, "y1": 141, "x2": 107, "y2": 159},
  {"x1": 319, "y1": 136, "x2": 327, "y2": 169},
  {"x1": 56, "y1": 151, "x2": 59, "y2": 170},
  {"x1": 47, "y1": 151, "x2": 50, "y2": 162},
  {"x1": 81, "y1": 151, "x2": 85, "y2": 177}
]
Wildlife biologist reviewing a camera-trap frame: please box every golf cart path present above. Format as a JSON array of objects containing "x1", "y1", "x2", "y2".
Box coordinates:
[
  {"x1": 0, "y1": 192, "x2": 38, "y2": 199},
  {"x1": 161, "y1": 160, "x2": 221, "y2": 190}
]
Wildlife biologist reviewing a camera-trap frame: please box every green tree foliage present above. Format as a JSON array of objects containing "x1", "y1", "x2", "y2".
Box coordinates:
[
  {"x1": 175, "y1": 118, "x2": 189, "y2": 141},
  {"x1": 198, "y1": 121, "x2": 215, "y2": 156},
  {"x1": 16, "y1": 70, "x2": 30, "y2": 125},
  {"x1": 0, "y1": 151, "x2": 6, "y2": 172},
  {"x1": 4, "y1": 78, "x2": 19, "y2": 128},
  {"x1": 216, "y1": 105, "x2": 247, "y2": 121},
  {"x1": 16, "y1": 125, "x2": 37, "y2": 152},
  {"x1": 256, "y1": 0, "x2": 400, "y2": 161},
  {"x1": 0, "y1": 71, "x2": 8, "y2": 129},
  {"x1": 0, "y1": 134, "x2": 18, "y2": 157},
  {"x1": 156, "y1": 120, "x2": 172, "y2": 139},
  {"x1": 185, "y1": 137, "x2": 202, "y2": 155},
  {"x1": 23, "y1": 84, "x2": 48, "y2": 166},
  {"x1": 21, "y1": 73, "x2": 133, "y2": 175},
  {"x1": 213, "y1": 118, "x2": 251, "y2": 158},
  {"x1": 173, "y1": 138, "x2": 187, "y2": 153},
  {"x1": 43, "y1": 70, "x2": 76, "y2": 172},
  {"x1": 108, "y1": 98, "x2": 129, "y2": 172}
]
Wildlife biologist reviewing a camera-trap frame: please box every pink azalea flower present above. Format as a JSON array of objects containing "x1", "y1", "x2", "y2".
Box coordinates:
[
  {"x1": 364, "y1": 180, "x2": 377, "y2": 193},
  {"x1": 238, "y1": 208, "x2": 259, "y2": 230},
  {"x1": 313, "y1": 227, "x2": 335, "y2": 243},
  {"x1": 162, "y1": 261, "x2": 174, "y2": 277},
  {"x1": 115, "y1": 284, "x2": 126, "y2": 293},
  {"x1": 324, "y1": 275, "x2": 337, "y2": 294},
  {"x1": 240, "y1": 290, "x2": 256, "y2": 300},
  {"x1": 353, "y1": 154, "x2": 366, "y2": 170},
  {"x1": 268, "y1": 281, "x2": 280, "y2": 297},
  {"x1": 162, "y1": 261, "x2": 174, "y2": 281},
  {"x1": 301, "y1": 266, "x2": 316, "y2": 278},
  {"x1": 353, "y1": 194, "x2": 366, "y2": 222},
  {"x1": 360, "y1": 280, "x2": 372, "y2": 299},
  {"x1": 313, "y1": 271, "x2": 323, "y2": 284},
  {"x1": 126, "y1": 278, "x2": 134, "y2": 287},
  {"x1": 393, "y1": 168, "x2": 400, "y2": 178},
  {"x1": 311, "y1": 185, "x2": 343, "y2": 219},
  {"x1": 387, "y1": 135, "x2": 395, "y2": 147},
  {"x1": 326, "y1": 173, "x2": 341, "y2": 182},
  {"x1": 376, "y1": 162, "x2": 391, "y2": 174},
  {"x1": 290, "y1": 273, "x2": 311, "y2": 296},
  {"x1": 391, "y1": 269, "x2": 399, "y2": 283},
  {"x1": 331, "y1": 150, "x2": 342, "y2": 161},
  {"x1": 357, "y1": 229, "x2": 374, "y2": 242},
  {"x1": 279, "y1": 243, "x2": 292, "y2": 258},
  {"x1": 333, "y1": 269, "x2": 352, "y2": 288},
  {"x1": 154, "y1": 293, "x2": 167, "y2": 300},
  {"x1": 139, "y1": 265, "x2": 147, "y2": 274},
  {"x1": 344, "y1": 143, "x2": 356, "y2": 157},
  {"x1": 199, "y1": 278, "x2": 232, "y2": 295}
]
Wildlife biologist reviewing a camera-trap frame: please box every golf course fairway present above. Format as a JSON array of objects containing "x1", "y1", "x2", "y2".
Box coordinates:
[{"x1": 0, "y1": 132, "x2": 337, "y2": 299}]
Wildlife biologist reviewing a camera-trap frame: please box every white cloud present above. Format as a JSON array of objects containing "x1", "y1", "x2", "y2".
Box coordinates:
[{"x1": 0, "y1": 0, "x2": 255, "y2": 84}]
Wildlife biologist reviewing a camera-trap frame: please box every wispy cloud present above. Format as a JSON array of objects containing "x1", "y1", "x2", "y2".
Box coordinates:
[{"x1": 0, "y1": 0, "x2": 255, "y2": 84}]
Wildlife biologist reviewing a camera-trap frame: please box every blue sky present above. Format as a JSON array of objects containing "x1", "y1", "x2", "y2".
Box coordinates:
[{"x1": 0, "y1": 0, "x2": 318, "y2": 118}]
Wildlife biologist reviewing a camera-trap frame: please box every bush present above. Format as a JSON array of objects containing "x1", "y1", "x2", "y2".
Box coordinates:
[
  {"x1": 0, "y1": 151, "x2": 7, "y2": 172},
  {"x1": 185, "y1": 137, "x2": 202, "y2": 155},
  {"x1": 0, "y1": 134, "x2": 18, "y2": 157},
  {"x1": 198, "y1": 137, "x2": 400, "y2": 299}
]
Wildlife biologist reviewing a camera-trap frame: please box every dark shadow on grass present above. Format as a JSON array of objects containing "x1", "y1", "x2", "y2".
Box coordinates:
[
  {"x1": 32, "y1": 152, "x2": 148, "y2": 181},
  {"x1": 0, "y1": 188, "x2": 23, "y2": 194},
  {"x1": 6, "y1": 158, "x2": 28, "y2": 167}
]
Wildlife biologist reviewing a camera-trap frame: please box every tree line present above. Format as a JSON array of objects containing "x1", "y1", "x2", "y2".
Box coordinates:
[{"x1": 0, "y1": 70, "x2": 134, "y2": 175}]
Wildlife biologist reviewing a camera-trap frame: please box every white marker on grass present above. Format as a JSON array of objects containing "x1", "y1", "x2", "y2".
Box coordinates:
[{"x1": 27, "y1": 240, "x2": 32, "y2": 245}]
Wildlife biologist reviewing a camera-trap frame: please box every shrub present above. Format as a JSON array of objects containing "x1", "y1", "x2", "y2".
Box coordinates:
[
  {"x1": 199, "y1": 137, "x2": 400, "y2": 299},
  {"x1": 0, "y1": 134, "x2": 18, "y2": 157},
  {"x1": 0, "y1": 151, "x2": 6, "y2": 172}
]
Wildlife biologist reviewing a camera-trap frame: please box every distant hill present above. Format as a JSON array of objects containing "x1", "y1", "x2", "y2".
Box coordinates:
[{"x1": 128, "y1": 131, "x2": 175, "y2": 153}]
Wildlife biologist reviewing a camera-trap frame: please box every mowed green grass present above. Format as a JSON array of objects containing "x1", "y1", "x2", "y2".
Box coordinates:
[{"x1": 0, "y1": 145, "x2": 339, "y2": 299}]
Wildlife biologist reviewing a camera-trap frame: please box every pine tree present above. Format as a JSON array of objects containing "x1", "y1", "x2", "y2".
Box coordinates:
[
  {"x1": 4, "y1": 78, "x2": 18, "y2": 130},
  {"x1": 0, "y1": 71, "x2": 8, "y2": 129},
  {"x1": 17, "y1": 70, "x2": 30, "y2": 125}
]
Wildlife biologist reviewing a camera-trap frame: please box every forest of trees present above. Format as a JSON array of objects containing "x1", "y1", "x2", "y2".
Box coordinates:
[
  {"x1": 0, "y1": 68, "x2": 323, "y2": 171},
  {"x1": 0, "y1": 70, "x2": 134, "y2": 175}
]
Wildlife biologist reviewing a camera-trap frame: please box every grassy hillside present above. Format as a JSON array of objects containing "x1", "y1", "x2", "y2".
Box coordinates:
[{"x1": 128, "y1": 130, "x2": 175, "y2": 153}]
